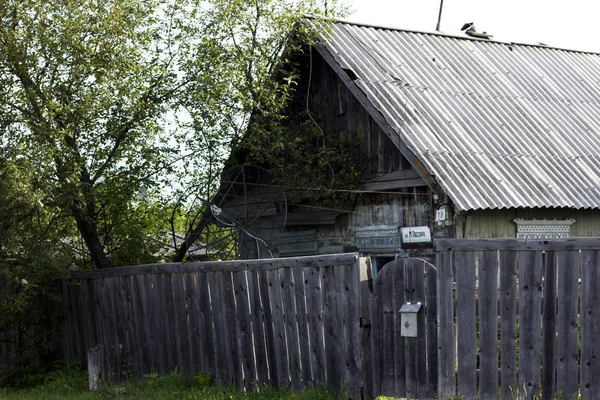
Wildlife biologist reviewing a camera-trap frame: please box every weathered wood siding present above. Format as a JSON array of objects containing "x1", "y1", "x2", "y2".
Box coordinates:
[
  {"x1": 59, "y1": 254, "x2": 361, "y2": 396},
  {"x1": 455, "y1": 208, "x2": 600, "y2": 238}
]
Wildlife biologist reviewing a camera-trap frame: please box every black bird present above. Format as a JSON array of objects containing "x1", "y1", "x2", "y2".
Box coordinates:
[{"x1": 461, "y1": 22, "x2": 493, "y2": 39}]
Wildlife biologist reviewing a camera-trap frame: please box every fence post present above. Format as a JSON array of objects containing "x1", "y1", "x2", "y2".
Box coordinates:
[{"x1": 88, "y1": 345, "x2": 103, "y2": 391}]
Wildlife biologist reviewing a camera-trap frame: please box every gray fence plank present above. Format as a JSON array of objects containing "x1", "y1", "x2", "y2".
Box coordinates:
[
  {"x1": 183, "y1": 273, "x2": 199, "y2": 376},
  {"x1": 436, "y1": 238, "x2": 600, "y2": 251},
  {"x1": 359, "y1": 258, "x2": 374, "y2": 399},
  {"x1": 345, "y1": 259, "x2": 361, "y2": 398},
  {"x1": 580, "y1": 250, "x2": 600, "y2": 400},
  {"x1": 390, "y1": 261, "x2": 406, "y2": 398},
  {"x1": 542, "y1": 251, "x2": 557, "y2": 400},
  {"x1": 223, "y1": 271, "x2": 243, "y2": 391},
  {"x1": 437, "y1": 251, "x2": 456, "y2": 399},
  {"x1": 556, "y1": 250, "x2": 579, "y2": 400},
  {"x1": 247, "y1": 270, "x2": 269, "y2": 386},
  {"x1": 323, "y1": 265, "x2": 343, "y2": 391},
  {"x1": 518, "y1": 251, "x2": 543, "y2": 400},
  {"x1": 380, "y1": 262, "x2": 397, "y2": 396},
  {"x1": 280, "y1": 268, "x2": 302, "y2": 391},
  {"x1": 455, "y1": 250, "x2": 477, "y2": 400},
  {"x1": 233, "y1": 270, "x2": 256, "y2": 390},
  {"x1": 208, "y1": 271, "x2": 232, "y2": 383},
  {"x1": 292, "y1": 268, "x2": 313, "y2": 389},
  {"x1": 479, "y1": 251, "x2": 499, "y2": 399},
  {"x1": 500, "y1": 251, "x2": 518, "y2": 400},
  {"x1": 266, "y1": 268, "x2": 290, "y2": 389},
  {"x1": 198, "y1": 272, "x2": 217, "y2": 379},
  {"x1": 425, "y1": 259, "x2": 438, "y2": 399},
  {"x1": 305, "y1": 267, "x2": 326, "y2": 385},
  {"x1": 371, "y1": 270, "x2": 383, "y2": 397}
]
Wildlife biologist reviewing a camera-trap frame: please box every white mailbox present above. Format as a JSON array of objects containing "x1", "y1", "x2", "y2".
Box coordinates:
[{"x1": 399, "y1": 302, "x2": 422, "y2": 337}]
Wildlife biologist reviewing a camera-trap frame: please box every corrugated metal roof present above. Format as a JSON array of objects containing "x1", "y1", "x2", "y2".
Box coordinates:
[{"x1": 317, "y1": 20, "x2": 600, "y2": 210}]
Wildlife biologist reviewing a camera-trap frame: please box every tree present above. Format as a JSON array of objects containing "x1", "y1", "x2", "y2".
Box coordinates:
[{"x1": 0, "y1": 0, "x2": 338, "y2": 268}]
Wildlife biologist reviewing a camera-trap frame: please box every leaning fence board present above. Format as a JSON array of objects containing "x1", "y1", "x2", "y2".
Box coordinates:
[
  {"x1": 379, "y1": 262, "x2": 397, "y2": 396},
  {"x1": 478, "y1": 251, "x2": 499, "y2": 399},
  {"x1": 500, "y1": 251, "x2": 518, "y2": 400},
  {"x1": 183, "y1": 273, "x2": 199, "y2": 376},
  {"x1": 233, "y1": 270, "x2": 255, "y2": 389},
  {"x1": 197, "y1": 271, "x2": 217, "y2": 379},
  {"x1": 222, "y1": 271, "x2": 243, "y2": 391},
  {"x1": 580, "y1": 250, "x2": 600, "y2": 400},
  {"x1": 518, "y1": 251, "x2": 543, "y2": 400},
  {"x1": 455, "y1": 250, "x2": 477, "y2": 400},
  {"x1": 437, "y1": 250, "x2": 456, "y2": 399},
  {"x1": 556, "y1": 251, "x2": 579, "y2": 400}
]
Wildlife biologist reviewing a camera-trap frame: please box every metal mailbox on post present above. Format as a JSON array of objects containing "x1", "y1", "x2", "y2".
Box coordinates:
[{"x1": 399, "y1": 302, "x2": 422, "y2": 337}]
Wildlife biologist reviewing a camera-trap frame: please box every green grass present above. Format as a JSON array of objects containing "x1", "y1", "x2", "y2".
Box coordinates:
[{"x1": 0, "y1": 368, "x2": 350, "y2": 400}]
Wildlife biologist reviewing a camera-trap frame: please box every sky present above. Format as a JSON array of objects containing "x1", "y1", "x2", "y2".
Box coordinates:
[{"x1": 347, "y1": 0, "x2": 600, "y2": 53}]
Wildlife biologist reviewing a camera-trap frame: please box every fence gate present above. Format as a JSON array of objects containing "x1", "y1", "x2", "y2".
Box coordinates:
[{"x1": 362, "y1": 257, "x2": 438, "y2": 399}]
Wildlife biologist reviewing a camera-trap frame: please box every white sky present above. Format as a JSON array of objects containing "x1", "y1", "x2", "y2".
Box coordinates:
[{"x1": 348, "y1": 0, "x2": 600, "y2": 53}]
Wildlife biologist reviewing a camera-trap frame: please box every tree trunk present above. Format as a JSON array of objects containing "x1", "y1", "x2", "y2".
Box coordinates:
[{"x1": 73, "y1": 205, "x2": 110, "y2": 269}]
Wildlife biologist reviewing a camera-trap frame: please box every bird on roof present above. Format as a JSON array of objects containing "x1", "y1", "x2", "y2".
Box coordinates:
[{"x1": 461, "y1": 22, "x2": 493, "y2": 39}]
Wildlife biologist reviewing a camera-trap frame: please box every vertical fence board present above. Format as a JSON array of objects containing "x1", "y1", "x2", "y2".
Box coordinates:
[
  {"x1": 172, "y1": 273, "x2": 189, "y2": 374},
  {"x1": 518, "y1": 251, "x2": 543, "y2": 400},
  {"x1": 233, "y1": 270, "x2": 256, "y2": 390},
  {"x1": 500, "y1": 251, "x2": 518, "y2": 400},
  {"x1": 359, "y1": 258, "x2": 374, "y2": 398},
  {"x1": 437, "y1": 250, "x2": 456, "y2": 399},
  {"x1": 479, "y1": 251, "x2": 499, "y2": 399},
  {"x1": 323, "y1": 265, "x2": 343, "y2": 391},
  {"x1": 455, "y1": 250, "x2": 477, "y2": 400},
  {"x1": 580, "y1": 250, "x2": 600, "y2": 400},
  {"x1": 406, "y1": 259, "x2": 426, "y2": 398},
  {"x1": 223, "y1": 271, "x2": 243, "y2": 391},
  {"x1": 198, "y1": 272, "x2": 217, "y2": 379},
  {"x1": 345, "y1": 259, "x2": 361, "y2": 398},
  {"x1": 425, "y1": 259, "x2": 438, "y2": 399},
  {"x1": 556, "y1": 251, "x2": 579, "y2": 400},
  {"x1": 391, "y1": 261, "x2": 406, "y2": 398},
  {"x1": 292, "y1": 268, "x2": 313, "y2": 389},
  {"x1": 248, "y1": 270, "x2": 269, "y2": 386},
  {"x1": 542, "y1": 251, "x2": 557, "y2": 400},
  {"x1": 305, "y1": 267, "x2": 326, "y2": 385},
  {"x1": 266, "y1": 268, "x2": 290, "y2": 388},
  {"x1": 380, "y1": 262, "x2": 397, "y2": 396},
  {"x1": 208, "y1": 271, "x2": 233, "y2": 384},
  {"x1": 183, "y1": 273, "x2": 199, "y2": 376},
  {"x1": 280, "y1": 268, "x2": 302, "y2": 391},
  {"x1": 152, "y1": 274, "x2": 169, "y2": 374},
  {"x1": 132, "y1": 274, "x2": 151, "y2": 376},
  {"x1": 403, "y1": 260, "x2": 417, "y2": 398},
  {"x1": 371, "y1": 271, "x2": 383, "y2": 396}
]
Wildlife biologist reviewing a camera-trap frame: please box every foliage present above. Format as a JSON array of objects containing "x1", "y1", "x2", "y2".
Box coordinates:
[
  {"x1": 0, "y1": 0, "x2": 343, "y2": 268},
  {"x1": 1, "y1": 365, "x2": 352, "y2": 399},
  {"x1": 241, "y1": 116, "x2": 366, "y2": 209}
]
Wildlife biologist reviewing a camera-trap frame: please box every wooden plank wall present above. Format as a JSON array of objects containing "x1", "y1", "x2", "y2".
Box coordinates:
[
  {"x1": 436, "y1": 239, "x2": 600, "y2": 400},
  {"x1": 363, "y1": 258, "x2": 438, "y2": 400},
  {"x1": 58, "y1": 254, "x2": 361, "y2": 396}
]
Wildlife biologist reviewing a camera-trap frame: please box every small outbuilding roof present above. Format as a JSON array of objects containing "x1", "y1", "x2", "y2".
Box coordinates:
[{"x1": 313, "y1": 19, "x2": 600, "y2": 211}]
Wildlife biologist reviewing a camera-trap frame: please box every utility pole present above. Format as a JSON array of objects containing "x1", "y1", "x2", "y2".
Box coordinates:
[{"x1": 436, "y1": 0, "x2": 444, "y2": 31}]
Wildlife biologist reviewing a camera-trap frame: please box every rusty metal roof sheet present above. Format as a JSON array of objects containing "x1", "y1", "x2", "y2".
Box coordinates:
[{"x1": 317, "y1": 20, "x2": 600, "y2": 210}]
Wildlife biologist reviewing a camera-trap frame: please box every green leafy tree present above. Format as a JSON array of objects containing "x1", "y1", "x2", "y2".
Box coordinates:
[{"x1": 0, "y1": 0, "x2": 341, "y2": 267}]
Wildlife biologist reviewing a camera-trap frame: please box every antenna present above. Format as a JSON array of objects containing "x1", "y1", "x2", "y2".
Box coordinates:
[{"x1": 436, "y1": 0, "x2": 444, "y2": 31}]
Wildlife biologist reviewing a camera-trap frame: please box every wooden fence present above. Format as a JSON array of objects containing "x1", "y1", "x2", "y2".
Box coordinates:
[
  {"x1": 436, "y1": 239, "x2": 600, "y2": 400},
  {"x1": 361, "y1": 257, "x2": 437, "y2": 399},
  {"x1": 59, "y1": 253, "x2": 361, "y2": 396}
]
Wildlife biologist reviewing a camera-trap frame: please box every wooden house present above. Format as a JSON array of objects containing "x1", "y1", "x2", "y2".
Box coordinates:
[{"x1": 220, "y1": 19, "x2": 600, "y2": 270}]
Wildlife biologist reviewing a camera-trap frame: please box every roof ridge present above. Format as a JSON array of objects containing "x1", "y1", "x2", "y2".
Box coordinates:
[{"x1": 313, "y1": 15, "x2": 600, "y2": 56}]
